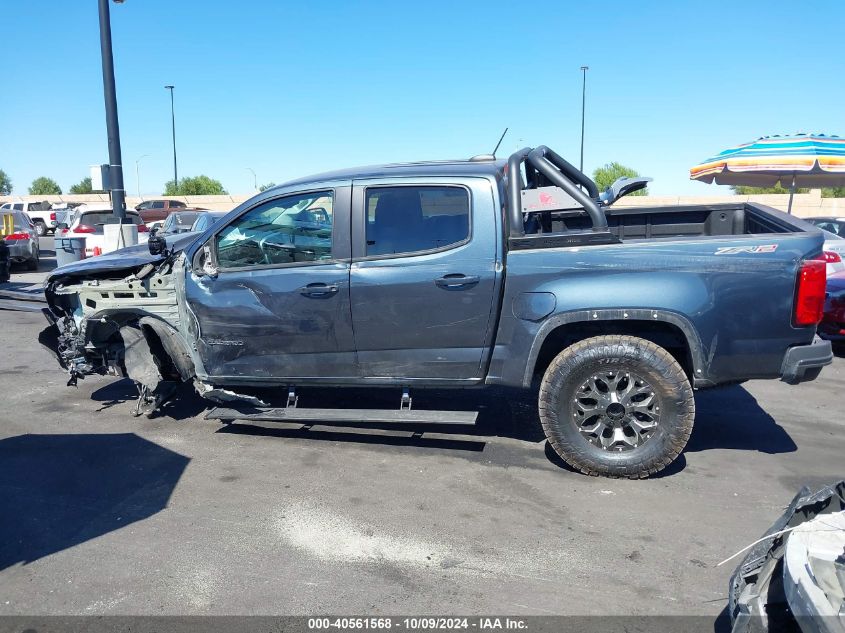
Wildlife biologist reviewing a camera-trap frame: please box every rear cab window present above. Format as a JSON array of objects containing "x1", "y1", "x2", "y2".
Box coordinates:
[{"x1": 365, "y1": 186, "x2": 470, "y2": 257}]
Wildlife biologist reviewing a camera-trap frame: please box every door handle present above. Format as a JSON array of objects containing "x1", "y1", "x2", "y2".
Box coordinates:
[
  {"x1": 434, "y1": 274, "x2": 480, "y2": 289},
  {"x1": 300, "y1": 282, "x2": 339, "y2": 297}
]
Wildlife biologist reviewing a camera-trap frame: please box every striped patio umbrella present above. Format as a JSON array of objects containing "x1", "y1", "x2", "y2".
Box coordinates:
[{"x1": 690, "y1": 133, "x2": 845, "y2": 212}]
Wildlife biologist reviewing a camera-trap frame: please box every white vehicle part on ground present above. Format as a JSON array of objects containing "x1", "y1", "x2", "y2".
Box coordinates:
[{"x1": 783, "y1": 511, "x2": 845, "y2": 630}]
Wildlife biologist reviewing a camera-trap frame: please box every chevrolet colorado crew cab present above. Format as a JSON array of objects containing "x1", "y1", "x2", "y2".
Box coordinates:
[{"x1": 43, "y1": 145, "x2": 833, "y2": 478}]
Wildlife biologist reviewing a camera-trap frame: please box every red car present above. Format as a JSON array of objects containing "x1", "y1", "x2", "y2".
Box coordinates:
[{"x1": 820, "y1": 271, "x2": 845, "y2": 348}]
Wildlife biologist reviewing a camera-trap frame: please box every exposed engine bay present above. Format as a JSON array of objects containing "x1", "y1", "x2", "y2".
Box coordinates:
[{"x1": 44, "y1": 254, "x2": 199, "y2": 416}]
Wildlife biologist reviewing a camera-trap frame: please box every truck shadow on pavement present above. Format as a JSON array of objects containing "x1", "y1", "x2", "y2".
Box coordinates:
[
  {"x1": 687, "y1": 385, "x2": 797, "y2": 455},
  {"x1": 0, "y1": 433, "x2": 189, "y2": 571}
]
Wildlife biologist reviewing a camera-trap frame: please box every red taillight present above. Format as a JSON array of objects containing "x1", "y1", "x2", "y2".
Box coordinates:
[
  {"x1": 74, "y1": 224, "x2": 96, "y2": 234},
  {"x1": 4, "y1": 232, "x2": 30, "y2": 241},
  {"x1": 823, "y1": 250, "x2": 842, "y2": 264},
  {"x1": 137, "y1": 224, "x2": 149, "y2": 232},
  {"x1": 793, "y1": 259, "x2": 827, "y2": 326},
  {"x1": 50, "y1": 212, "x2": 57, "y2": 221}
]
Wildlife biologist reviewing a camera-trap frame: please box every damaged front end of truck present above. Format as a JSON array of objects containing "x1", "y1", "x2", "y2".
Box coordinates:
[{"x1": 43, "y1": 237, "x2": 200, "y2": 416}]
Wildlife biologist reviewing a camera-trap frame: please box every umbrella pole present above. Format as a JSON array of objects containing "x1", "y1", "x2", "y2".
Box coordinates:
[{"x1": 787, "y1": 174, "x2": 796, "y2": 214}]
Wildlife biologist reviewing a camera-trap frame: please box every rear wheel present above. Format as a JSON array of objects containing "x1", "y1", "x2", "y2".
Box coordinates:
[{"x1": 539, "y1": 334, "x2": 695, "y2": 478}]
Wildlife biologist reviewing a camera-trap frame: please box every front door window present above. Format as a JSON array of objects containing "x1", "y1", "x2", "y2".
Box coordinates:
[{"x1": 216, "y1": 191, "x2": 334, "y2": 268}]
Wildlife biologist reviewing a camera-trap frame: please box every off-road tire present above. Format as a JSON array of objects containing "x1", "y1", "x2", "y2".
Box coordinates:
[{"x1": 539, "y1": 335, "x2": 695, "y2": 478}]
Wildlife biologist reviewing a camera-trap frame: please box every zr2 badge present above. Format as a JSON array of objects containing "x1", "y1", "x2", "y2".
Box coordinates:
[{"x1": 715, "y1": 244, "x2": 778, "y2": 255}]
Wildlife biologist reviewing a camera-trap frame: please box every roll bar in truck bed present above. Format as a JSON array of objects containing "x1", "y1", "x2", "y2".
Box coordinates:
[{"x1": 506, "y1": 146, "x2": 619, "y2": 249}]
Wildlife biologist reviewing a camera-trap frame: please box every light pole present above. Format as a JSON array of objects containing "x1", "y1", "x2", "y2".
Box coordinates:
[
  {"x1": 245, "y1": 167, "x2": 257, "y2": 191},
  {"x1": 98, "y1": 0, "x2": 126, "y2": 221},
  {"x1": 579, "y1": 66, "x2": 589, "y2": 173},
  {"x1": 135, "y1": 154, "x2": 150, "y2": 198},
  {"x1": 164, "y1": 85, "x2": 177, "y2": 188}
]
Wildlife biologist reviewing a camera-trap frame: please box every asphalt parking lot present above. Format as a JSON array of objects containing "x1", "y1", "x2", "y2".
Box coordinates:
[{"x1": 0, "y1": 237, "x2": 843, "y2": 620}]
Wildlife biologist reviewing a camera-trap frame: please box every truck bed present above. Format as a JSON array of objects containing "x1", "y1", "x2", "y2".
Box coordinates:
[{"x1": 546, "y1": 202, "x2": 808, "y2": 241}]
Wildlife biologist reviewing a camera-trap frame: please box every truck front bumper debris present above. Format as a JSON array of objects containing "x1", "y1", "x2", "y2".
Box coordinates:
[
  {"x1": 780, "y1": 336, "x2": 833, "y2": 384},
  {"x1": 729, "y1": 480, "x2": 845, "y2": 633}
]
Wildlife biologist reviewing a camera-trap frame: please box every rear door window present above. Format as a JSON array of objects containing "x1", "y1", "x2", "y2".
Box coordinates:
[{"x1": 364, "y1": 186, "x2": 470, "y2": 257}]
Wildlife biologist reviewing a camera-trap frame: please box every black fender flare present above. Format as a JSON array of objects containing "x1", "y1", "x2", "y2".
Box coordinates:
[
  {"x1": 522, "y1": 308, "x2": 710, "y2": 388},
  {"x1": 84, "y1": 309, "x2": 195, "y2": 382},
  {"x1": 137, "y1": 316, "x2": 196, "y2": 382}
]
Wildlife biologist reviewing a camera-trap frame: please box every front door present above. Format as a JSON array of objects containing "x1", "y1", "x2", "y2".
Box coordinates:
[
  {"x1": 184, "y1": 185, "x2": 357, "y2": 381},
  {"x1": 349, "y1": 179, "x2": 500, "y2": 381}
]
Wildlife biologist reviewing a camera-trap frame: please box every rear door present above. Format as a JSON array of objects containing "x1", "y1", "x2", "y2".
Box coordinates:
[{"x1": 349, "y1": 177, "x2": 501, "y2": 381}]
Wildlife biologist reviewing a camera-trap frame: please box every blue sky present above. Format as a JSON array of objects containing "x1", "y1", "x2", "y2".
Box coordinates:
[{"x1": 2, "y1": 0, "x2": 843, "y2": 196}]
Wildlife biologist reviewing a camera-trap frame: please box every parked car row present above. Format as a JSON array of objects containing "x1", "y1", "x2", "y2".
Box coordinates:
[
  {"x1": 57, "y1": 204, "x2": 150, "y2": 257},
  {"x1": 52, "y1": 202, "x2": 226, "y2": 258},
  {"x1": 0, "y1": 200, "x2": 82, "y2": 237}
]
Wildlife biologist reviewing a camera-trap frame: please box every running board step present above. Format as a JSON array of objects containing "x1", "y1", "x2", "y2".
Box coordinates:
[{"x1": 206, "y1": 406, "x2": 477, "y2": 426}]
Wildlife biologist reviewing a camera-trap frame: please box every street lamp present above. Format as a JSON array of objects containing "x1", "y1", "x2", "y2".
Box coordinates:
[
  {"x1": 98, "y1": 0, "x2": 126, "y2": 220},
  {"x1": 579, "y1": 66, "x2": 589, "y2": 173},
  {"x1": 164, "y1": 85, "x2": 177, "y2": 188},
  {"x1": 245, "y1": 167, "x2": 257, "y2": 191},
  {"x1": 135, "y1": 154, "x2": 150, "y2": 198}
]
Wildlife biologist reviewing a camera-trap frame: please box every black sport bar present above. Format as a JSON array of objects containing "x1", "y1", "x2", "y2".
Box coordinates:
[{"x1": 507, "y1": 146, "x2": 608, "y2": 237}]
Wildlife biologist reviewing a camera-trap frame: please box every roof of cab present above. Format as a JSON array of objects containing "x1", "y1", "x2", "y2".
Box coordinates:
[{"x1": 272, "y1": 158, "x2": 507, "y2": 191}]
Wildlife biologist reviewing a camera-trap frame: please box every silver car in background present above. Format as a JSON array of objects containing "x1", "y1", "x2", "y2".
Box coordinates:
[
  {"x1": 189, "y1": 210, "x2": 227, "y2": 233},
  {"x1": 1, "y1": 210, "x2": 40, "y2": 270},
  {"x1": 805, "y1": 217, "x2": 845, "y2": 276}
]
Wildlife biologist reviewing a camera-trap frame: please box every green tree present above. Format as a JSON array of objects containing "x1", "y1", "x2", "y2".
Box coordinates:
[
  {"x1": 0, "y1": 169, "x2": 11, "y2": 195},
  {"x1": 592, "y1": 162, "x2": 647, "y2": 196},
  {"x1": 259, "y1": 182, "x2": 276, "y2": 192},
  {"x1": 164, "y1": 175, "x2": 227, "y2": 196},
  {"x1": 69, "y1": 177, "x2": 99, "y2": 194},
  {"x1": 28, "y1": 176, "x2": 62, "y2": 195},
  {"x1": 822, "y1": 187, "x2": 845, "y2": 198}
]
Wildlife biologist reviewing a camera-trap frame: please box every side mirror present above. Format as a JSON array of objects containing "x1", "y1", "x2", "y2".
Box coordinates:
[
  {"x1": 200, "y1": 243, "x2": 218, "y2": 277},
  {"x1": 56, "y1": 222, "x2": 68, "y2": 230},
  {"x1": 148, "y1": 233, "x2": 170, "y2": 257}
]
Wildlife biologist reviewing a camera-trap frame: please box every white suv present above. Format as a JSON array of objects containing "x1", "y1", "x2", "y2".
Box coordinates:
[{"x1": 59, "y1": 204, "x2": 149, "y2": 256}]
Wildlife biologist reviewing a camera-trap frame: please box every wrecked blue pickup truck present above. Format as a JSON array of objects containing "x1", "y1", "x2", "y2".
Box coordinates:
[{"x1": 44, "y1": 145, "x2": 833, "y2": 478}]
